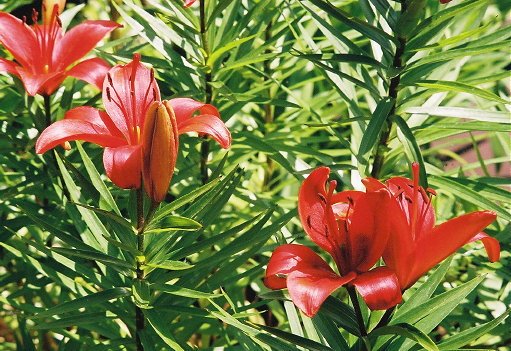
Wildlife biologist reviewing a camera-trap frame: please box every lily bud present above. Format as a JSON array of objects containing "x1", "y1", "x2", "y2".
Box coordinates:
[
  {"x1": 42, "y1": 0, "x2": 66, "y2": 25},
  {"x1": 142, "y1": 101, "x2": 178, "y2": 203}
]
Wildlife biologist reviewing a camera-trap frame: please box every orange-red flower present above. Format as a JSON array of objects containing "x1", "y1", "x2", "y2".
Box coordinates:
[
  {"x1": 0, "y1": 2, "x2": 120, "y2": 96},
  {"x1": 363, "y1": 163, "x2": 499, "y2": 290},
  {"x1": 35, "y1": 54, "x2": 231, "y2": 195},
  {"x1": 265, "y1": 167, "x2": 402, "y2": 317}
]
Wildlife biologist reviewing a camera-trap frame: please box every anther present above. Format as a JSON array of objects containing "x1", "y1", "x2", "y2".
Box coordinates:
[{"x1": 106, "y1": 87, "x2": 112, "y2": 101}]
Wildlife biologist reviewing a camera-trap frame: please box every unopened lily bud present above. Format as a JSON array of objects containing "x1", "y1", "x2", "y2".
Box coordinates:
[
  {"x1": 142, "y1": 101, "x2": 178, "y2": 203},
  {"x1": 42, "y1": 0, "x2": 66, "y2": 24}
]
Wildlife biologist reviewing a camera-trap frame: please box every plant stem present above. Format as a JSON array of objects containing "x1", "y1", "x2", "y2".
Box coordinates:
[
  {"x1": 200, "y1": 0, "x2": 211, "y2": 185},
  {"x1": 262, "y1": 19, "x2": 274, "y2": 190},
  {"x1": 135, "y1": 188, "x2": 145, "y2": 351},
  {"x1": 370, "y1": 3, "x2": 407, "y2": 179},
  {"x1": 347, "y1": 286, "x2": 367, "y2": 337},
  {"x1": 374, "y1": 305, "x2": 396, "y2": 330}
]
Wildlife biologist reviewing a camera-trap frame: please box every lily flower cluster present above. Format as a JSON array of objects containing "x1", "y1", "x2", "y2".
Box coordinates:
[
  {"x1": 265, "y1": 164, "x2": 499, "y2": 317},
  {"x1": 36, "y1": 54, "x2": 231, "y2": 203}
]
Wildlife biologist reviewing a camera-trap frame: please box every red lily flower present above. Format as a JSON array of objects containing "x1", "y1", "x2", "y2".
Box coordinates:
[
  {"x1": 265, "y1": 167, "x2": 402, "y2": 317},
  {"x1": 363, "y1": 163, "x2": 499, "y2": 290},
  {"x1": 35, "y1": 54, "x2": 231, "y2": 193},
  {"x1": 0, "y1": 2, "x2": 120, "y2": 96}
]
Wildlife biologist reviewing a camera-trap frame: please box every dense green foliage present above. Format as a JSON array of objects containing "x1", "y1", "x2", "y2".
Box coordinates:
[{"x1": 0, "y1": 0, "x2": 509, "y2": 350}]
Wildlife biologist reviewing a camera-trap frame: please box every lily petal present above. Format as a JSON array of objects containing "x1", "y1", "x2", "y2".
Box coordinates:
[
  {"x1": 177, "y1": 114, "x2": 231, "y2": 149},
  {"x1": 16, "y1": 67, "x2": 64, "y2": 96},
  {"x1": 103, "y1": 145, "x2": 142, "y2": 189},
  {"x1": 65, "y1": 106, "x2": 123, "y2": 138},
  {"x1": 35, "y1": 119, "x2": 125, "y2": 154},
  {"x1": 352, "y1": 267, "x2": 402, "y2": 310},
  {"x1": 0, "y1": 57, "x2": 19, "y2": 76},
  {"x1": 298, "y1": 167, "x2": 336, "y2": 254},
  {"x1": 347, "y1": 190, "x2": 391, "y2": 272},
  {"x1": 167, "y1": 97, "x2": 220, "y2": 125},
  {"x1": 0, "y1": 13, "x2": 37, "y2": 68},
  {"x1": 287, "y1": 269, "x2": 356, "y2": 317},
  {"x1": 54, "y1": 20, "x2": 121, "y2": 70},
  {"x1": 410, "y1": 210, "x2": 497, "y2": 288},
  {"x1": 66, "y1": 57, "x2": 111, "y2": 90},
  {"x1": 265, "y1": 244, "x2": 336, "y2": 290},
  {"x1": 103, "y1": 54, "x2": 160, "y2": 140},
  {"x1": 467, "y1": 232, "x2": 500, "y2": 263}
]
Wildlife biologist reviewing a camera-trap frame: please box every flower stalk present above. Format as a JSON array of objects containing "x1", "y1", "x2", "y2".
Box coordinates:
[
  {"x1": 370, "y1": 3, "x2": 408, "y2": 179},
  {"x1": 200, "y1": 0, "x2": 212, "y2": 185},
  {"x1": 135, "y1": 188, "x2": 145, "y2": 351}
]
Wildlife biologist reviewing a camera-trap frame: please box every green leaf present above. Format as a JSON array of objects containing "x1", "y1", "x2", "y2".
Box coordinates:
[
  {"x1": 392, "y1": 276, "x2": 484, "y2": 326},
  {"x1": 31, "y1": 312, "x2": 111, "y2": 330},
  {"x1": 145, "y1": 260, "x2": 193, "y2": 271},
  {"x1": 32, "y1": 288, "x2": 130, "y2": 319},
  {"x1": 370, "y1": 323, "x2": 439, "y2": 351},
  {"x1": 154, "y1": 283, "x2": 221, "y2": 298},
  {"x1": 400, "y1": 106, "x2": 510, "y2": 124},
  {"x1": 358, "y1": 98, "x2": 394, "y2": 175},
  {"x1": 428, "y1": 176, "x2": 511, "y2": 222},
  {"x1": 413, "y1": 80, "x2": 509, "y2": 104},
  {"x1": 255, "y1": 324, "x2": 333, "y2": 351},
  {"x1": 301, "y1": 0, "x2": 396, "y2": 54},
  {"x1": 438, "y1": 309, "x2": 510, "y2": 350},
  {"x1": 151, "y1": 178, "x2": 221, "y2": 224},
  {"x1": 396, "y1": 257, "x2": 453, "y2": 318},
  {"x1": 51, "y1": 247, "x2": 134, "y2": 274},
  {"x1": 145, "y1": 309, "x2": 185, "y2": 351},
  {"x1": 145, "y1": 215, "x2": 202, "y2": 234}
]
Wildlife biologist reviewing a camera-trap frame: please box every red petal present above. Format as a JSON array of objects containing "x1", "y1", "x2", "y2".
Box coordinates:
[
  {"x1": 0, "y1": 13, "x2": 38, "y2": 68},
  {"x1": 167, "y1": 98, "x2": 219, "y2": 125},
  {"x1": 0, "y1": 57, "x2": 19, "y2": 76},
  {"x1": 103, "y1": 145, "x2": 142, "y2": 189},
  {"x1": 287, "y1": 269, "x2": 356, "y2": 317},
  {"x1": 35, "y1": 119, "x2": 126, "y2": 154},
  {"x1": 53, "y1": 20, "x2": 121, "y2": 70},
  {"x1": 347, "y1": 190, "x2": 391, "y2": 272},
  {"x1": 16, "y1": 67, "x2": 64, "y2": 96},
  {"x1": 352, "y1": 267, "x2": 402, "y2": 310},
  {"x1": 103, "y1": 54, "x2": 161, "y2": 141},
  {"x1": 184, "y1": 0, "x2": 197, "y2": 7},
  {"x1": 467, "y1": 232, "x2": 500, "y2": 263},
  {"x1": 177, "y1": 114, "x2": 231, "y2": 149},
  {"x1": 264, "y1": 244, "x2": 336, "y2": 290},
  {"x1": 66, "y1": 57, "x2": 111, "y2": 90},
  {"x1": 409, "y1": 211, "x2": 497, "y2": 288},
  {"x1": 65, "y1": 106, "x2": 124, "y2": 138},
  {"x1": 298, "y1": 167, "x2": 336, "y2": 253}
]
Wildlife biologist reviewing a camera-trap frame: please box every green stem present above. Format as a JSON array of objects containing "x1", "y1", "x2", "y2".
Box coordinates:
[
  {"x1": 262, "y1": 19, "x2": 274, "y2": 190},
  {"x1": 347, "y1": 286, "x2": 367, "y2": 338},
  {"x1": 373, "y1": 305, "x2": 396, "y2": 330},
  {"x1": 370, "y1": 3, "x2": 407, "y2": 179},
  {"x1": 135, "y1": 189, "x2": 145, "y2": 351},
  {"x1": 199, "y1": 0, "x2": 211, "y2": 185}
]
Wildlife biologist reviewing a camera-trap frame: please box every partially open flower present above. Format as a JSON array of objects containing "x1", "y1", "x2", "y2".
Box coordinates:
[{"x1": 142, "y1": 101, "x2": 179, "y2": 203}]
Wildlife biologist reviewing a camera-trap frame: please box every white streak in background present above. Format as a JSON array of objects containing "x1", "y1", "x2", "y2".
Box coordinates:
[{"x1": 351, "y1": 154, "x2": 364, "y2": 191}]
